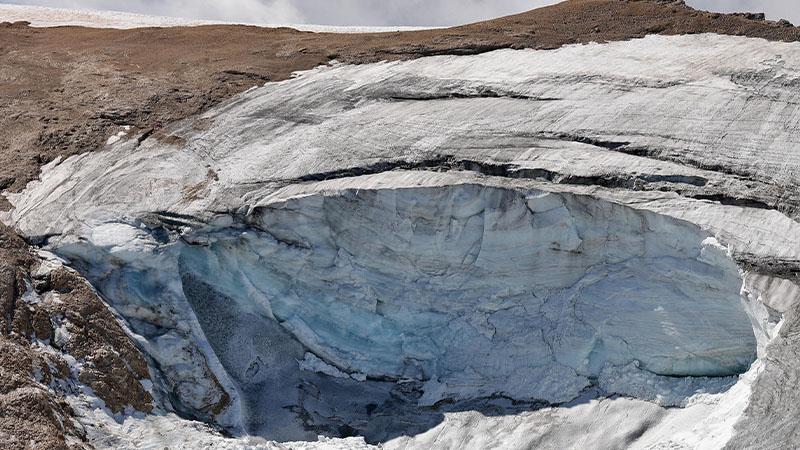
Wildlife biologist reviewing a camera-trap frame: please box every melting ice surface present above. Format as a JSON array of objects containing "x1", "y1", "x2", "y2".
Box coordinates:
[
  {"x1": 178, "y1": 184, "x2": 756, "y2": 423},
  {"x1": 13, "y1": 31, "x2": 800, "y2": 445}
]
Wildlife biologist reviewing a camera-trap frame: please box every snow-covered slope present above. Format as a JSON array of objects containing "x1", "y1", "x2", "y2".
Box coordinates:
[
  {"x1": 0, "y1": 3, "x2": 432, "y2": 32},
  {"x1": 6, "y1": 33, "x2": 800, "y2": 449}
]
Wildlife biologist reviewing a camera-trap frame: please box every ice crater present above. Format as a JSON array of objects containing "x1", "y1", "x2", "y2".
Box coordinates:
[{"x1": 179, "y1": 184, "x2": 757, "y2": 407}]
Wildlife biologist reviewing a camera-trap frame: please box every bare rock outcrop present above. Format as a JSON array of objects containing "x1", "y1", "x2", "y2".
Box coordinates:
[{"x1": 0, "y1": 224, "x2": 153, "y2": 450}]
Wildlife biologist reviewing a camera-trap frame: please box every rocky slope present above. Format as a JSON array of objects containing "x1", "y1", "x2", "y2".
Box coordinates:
[
  {"x1": 0, "y1": 222, "x2": 153, "y2": 449},
  {"x1": 2, "y1": 1, "x2": 800, "y2": 449}
]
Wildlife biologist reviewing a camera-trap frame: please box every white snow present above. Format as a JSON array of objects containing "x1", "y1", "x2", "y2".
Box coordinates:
[
  {"x1": 105, "y1": 128, "x2": 129, "y2": 146},
  {"x1": 0, "y1": 3, "x2": 434, "y2": 33}
]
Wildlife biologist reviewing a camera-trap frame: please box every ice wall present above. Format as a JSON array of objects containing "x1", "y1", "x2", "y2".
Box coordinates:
[
  {"x1": 179, "y1": 184, "x2": 755, "y2": 406},
  {"x1": 46, "y1": 180, "x2": 758, "y2": 440}
]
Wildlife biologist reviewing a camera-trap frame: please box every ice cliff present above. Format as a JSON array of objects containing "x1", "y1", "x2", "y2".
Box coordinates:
[{"x1": 6, "y1": 33, "x2": 800, "y2": 448}]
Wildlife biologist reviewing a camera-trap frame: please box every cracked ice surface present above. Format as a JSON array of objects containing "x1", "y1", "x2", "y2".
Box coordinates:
[{"x1": 181, "y1": 183, "x2": 755, "y2": 405}]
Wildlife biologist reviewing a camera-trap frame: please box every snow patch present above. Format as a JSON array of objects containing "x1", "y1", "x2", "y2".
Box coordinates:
[{"x1": 0, "y1": 3, "x2": 434, "y2": 33}]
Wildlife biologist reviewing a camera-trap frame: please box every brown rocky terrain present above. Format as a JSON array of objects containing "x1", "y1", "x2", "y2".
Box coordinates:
[
  {"x1": 0, "y1": 221, "x2": 153, "y2": 449},
  {"x1": 1, "y1": 0, "x2": 799, "y2": 448}
]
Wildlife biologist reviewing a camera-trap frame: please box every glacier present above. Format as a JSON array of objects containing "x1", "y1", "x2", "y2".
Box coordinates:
[
  {"x1": 28, "y1": 174, "x2": 762, "y2": 443},
  {"x1": 6, "y1": 33, "x2": 800, "y2": 448},
  {"x1": 184, "y1": 181, "x2": 755, "y2": 389}
]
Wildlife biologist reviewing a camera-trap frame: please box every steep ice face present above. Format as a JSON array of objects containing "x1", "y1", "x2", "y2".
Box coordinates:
[
  {"x1": 30, "y1": 176, "x2": 760, "y2": 442},
  {"x1": 179, "y1": 183, "x2": 755, "y2": 407}
]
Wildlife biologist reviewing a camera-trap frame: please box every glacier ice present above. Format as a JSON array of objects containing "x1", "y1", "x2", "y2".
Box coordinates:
[
  {"x1": 25, "y1": 176, "x2": 759, "y2": 441},
  {"x1": 6, "y1": 33, "x2": 800, "y2": 447},
  {"x1": 183, "y1": 184, "x2": 755, "y2": 396}
]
